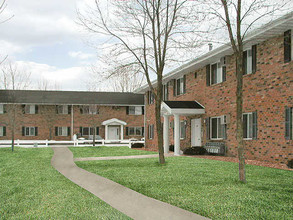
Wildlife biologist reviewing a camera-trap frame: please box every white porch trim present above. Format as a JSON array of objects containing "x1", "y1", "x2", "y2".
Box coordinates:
[{"x1": 102, "y1": 118, "x2": 127, "y2": 140}]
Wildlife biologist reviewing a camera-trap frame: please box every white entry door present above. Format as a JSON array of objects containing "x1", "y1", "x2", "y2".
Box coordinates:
[
  {"x1": 191, "y1": 118, "x2": 201, "y2": 146},
  {"x1": 108, "y1": 126, "x2": 120, "y2": 140}
]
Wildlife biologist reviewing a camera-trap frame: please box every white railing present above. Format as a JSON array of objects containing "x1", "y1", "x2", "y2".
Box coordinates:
[{"x1": 0, "y1": 139, "x2": 145, "y2": 148}]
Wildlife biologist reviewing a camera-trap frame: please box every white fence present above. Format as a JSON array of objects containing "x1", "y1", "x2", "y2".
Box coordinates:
[{"x1": 0, "y1": 139, "x2": 145, "y2": 148}]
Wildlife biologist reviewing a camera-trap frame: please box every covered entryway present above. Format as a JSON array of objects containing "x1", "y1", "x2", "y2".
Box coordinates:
[
  {"x1": 161, "y1": 101, "x2": 205, "y2": 156},
  {"x1": 102, "y1": 118, "x2": 127, "y2": 140}
]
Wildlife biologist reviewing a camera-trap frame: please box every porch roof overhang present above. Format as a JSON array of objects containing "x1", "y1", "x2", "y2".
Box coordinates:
[
  {"x1": 161, "y1": 101, "x2": 205, "y2": 116},
  {"x1": 102, "y1": 118, "x2": 127, "y2": 126}
]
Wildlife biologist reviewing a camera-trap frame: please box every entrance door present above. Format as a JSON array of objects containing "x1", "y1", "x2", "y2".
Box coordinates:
[
  {"x1": 108, "y1": 126, "x2": 120, "y2": 140},
  {"x1": 191, "y1": 118, "x2": 201, "y2": 146}
]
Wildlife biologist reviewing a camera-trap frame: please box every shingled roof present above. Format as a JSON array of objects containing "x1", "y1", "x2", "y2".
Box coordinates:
[{"x1": 0, "y1": 90, "x2": 144, "y2": 105}]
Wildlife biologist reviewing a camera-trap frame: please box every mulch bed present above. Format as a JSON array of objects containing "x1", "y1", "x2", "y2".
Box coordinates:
[{"x1": 185, "y1": 155, "x2": 292, "y2": 171}]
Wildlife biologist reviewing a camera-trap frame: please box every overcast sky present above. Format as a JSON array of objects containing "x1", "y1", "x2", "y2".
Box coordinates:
[{"x1": 0, "y1": 0, "x2": 98, "y2": 91}]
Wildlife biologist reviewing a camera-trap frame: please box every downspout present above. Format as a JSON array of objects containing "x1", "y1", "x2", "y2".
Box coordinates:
[
  {"x1": 144, "y1": 94, "x2": 146, "y2": 144},
  {"x1": 71, "y1": 104, "x2": 74, "y2": 140}
]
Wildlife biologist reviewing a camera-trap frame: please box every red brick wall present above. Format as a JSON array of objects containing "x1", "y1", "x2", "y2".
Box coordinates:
[
  {"x1": 145, "y1": 33, "x2": 293, "y2": 164},
  {"x1": 0, "y1": 105, "x2": 144, "y2": 141}
]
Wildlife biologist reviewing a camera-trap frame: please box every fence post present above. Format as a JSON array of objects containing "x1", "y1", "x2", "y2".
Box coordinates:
[
  {"x1": 128, "y1": 140, "x2": 132, "y2": 149},
  {"x1": 45, "y1": 139, "x2": 48, "y2": 147},
  {"x1": 17, "y1": 139, "x2": 20, "y2": 146}
]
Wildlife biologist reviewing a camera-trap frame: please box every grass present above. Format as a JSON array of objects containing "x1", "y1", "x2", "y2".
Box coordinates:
[
  {"x1": 0, "y1": 147, "x2": 130, "y2": 219},
  {"x1": 76, "y1": 156, "x2": 293, "y2": 220},
  {"x1": 69, "y1": 146, "x2": 157, "y2": 158}
]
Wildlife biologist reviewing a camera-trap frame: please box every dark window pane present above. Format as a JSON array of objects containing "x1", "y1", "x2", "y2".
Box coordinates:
[{"x1": 211, "y1": 118, "x2": 218, "y2": 139}]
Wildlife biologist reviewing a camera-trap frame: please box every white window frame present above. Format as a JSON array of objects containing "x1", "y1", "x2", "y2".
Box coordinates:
[
  {"x1": 0, "y1": 126, "x2": 4, "y2": 136},
  {"x1": 148, "y1": 124, "x2": 154, "y2": 139},
  {"x1": 210, "y1": 117, "x2": 223, "y2": 140},
  {"x1": 25, "y1": 127, "x2": 36, "y2": 136},
  {"x1": 129, "y1": 106, "x2": 143, "y2": 115},
  {"x1": 57, "y1": 127, "x2": 68, "y2": 136},
  {"x1": 25, "y1": 105, "x2": 36, "y2": 114},
  {"x1": 210, "y1": 57, "x2": 226, "y2": 85},
  {"x1": 176, "y1": 77, "x2": 184, "y2": 96},
  {"x1": 0, "y1": 104, "x2": 3, "y2": 114},
  {"x1": 82, "y1": 105, "x2": 98, "y2": 114},
  {"x1": 180, "y1": 121, "x2": 186, "y2": 139},
  {"x1": 128, "y1": 127, "x2": 143, "y2": 136},
  {"x1": 243, "y1": 112, "x2": 253, "y2": 140},
  {"x1": 82, "y1": 127, "x2": 94, "y2": 136},
  {"x1": 57, "y1": 105, "x2": 68, "y2": 114}
]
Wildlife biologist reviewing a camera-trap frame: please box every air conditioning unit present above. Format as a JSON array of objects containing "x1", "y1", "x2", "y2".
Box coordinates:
[{"x1": 220, "y1": 115, "x2": 230, "y2": 124}]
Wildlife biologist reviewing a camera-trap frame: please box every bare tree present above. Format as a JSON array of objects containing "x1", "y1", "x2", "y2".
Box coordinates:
[
  {"x1": 78, "y1": 0, "x2": 204, "y2": 164},
  {"x1": 37, "y1": 78, "x2": 61, "y2": 91},
  {"x1": 203, "y1": 0, "x2": 291, "y2": 182},
  {"x1": 0, "y1": 61, "x2": 31, "y2": 151}
]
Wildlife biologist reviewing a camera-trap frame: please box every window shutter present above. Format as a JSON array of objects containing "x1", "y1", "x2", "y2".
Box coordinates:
[
  {"x1": 284, "y1": 30, "x2": 291, "y2": 63},
  {"x1": 96, "y1": 127, "x2": 99, "y2": 135},
  {"x1": 222, "y1": 124, "x2": 227, "y2": 140},
  {"x1": 80, "y1": 107, "x2": 83, "y2": 114},
  {"x1": 142, "y1": 106, "x2": 144, "y2": 115},
  {"x1": 173, "y1": 79, "x2": 176, "y2": 96},
  {"x1": 222, "y1": 66, "x2": 227, "y2": 82},
  {"x1": 35, "y1": 127, "x2": 38, "y2": 136},
  {"x1": 252, "y1": 45, "x2": 257, "y2": 73},
  {"x1": 206, "y1": 65, "x2": 210, "y2": 86},
  {"x1": 55, "y1": 127, "x2": 58, "y2": 136},
  {"x1": 67, "y1": 127, "x2": 71, "y2": 136},
  {"x1": 126, "y1": 127, "x2": 129, "y2": 136},
  {"x1": 56, "y1": 105, "x2": 59, "y2": 114},
  {"x1": 68, "y1": 105, "x2": 72, "y2": 114},
  {"x1": 35, "y1": 105, "x2": 38, "y2": 114},
  {"x1": 243, "y1": 51, "x2": 247, "y2": 75},
  {"x1": 183, "y1": 75, "x2": 186, "y2": 94},
  {"x1": 3, "y1": 127, "x2": 6, "y2": 136},
  {"x1": 80, "y1": 127, "x2": 83, "y2": 136},
  {"x1": 3, "y1": 105, "x2": 6, "y2": 113},
  {"x1": 206, "y1": 117, "x2": 210, "y2": 140},
  {"x1": 142, "y1": 127, "x2": 144, "y2": 136},
  {"x1": 126, "y1": 106, "x2": 129, "y2": 115},
  {"x1": 22, "y1": 127, "x2": 25, "y2": 136},
  {"x1": 285, "y1": 107, "x2": 292, "y2": 140},
  {"x1": 252, "y1": 111, "x2": 258, "y2": 140},
  {"x1": 22, "y1": 105, "x2": 25, "y2": 114}
]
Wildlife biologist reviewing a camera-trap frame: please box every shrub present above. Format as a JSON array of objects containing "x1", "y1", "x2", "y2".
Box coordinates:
[
  {"x1": 169, "y1": 145, "x2": 174, "y2": 152},
  {"x1": 287, "y1": 159, "x2": 293, "y2": 169},
  {"x1": 131, "y1": 143, "x2": 144, "y2": 148},
  {"x1": 183, "y1": 147, "x2": 207, "y2": 155}
]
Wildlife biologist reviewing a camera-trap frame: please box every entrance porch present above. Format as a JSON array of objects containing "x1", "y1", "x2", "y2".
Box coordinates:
[{"x1": 102, "y1": 118, "x2": 127, "y2": 140}]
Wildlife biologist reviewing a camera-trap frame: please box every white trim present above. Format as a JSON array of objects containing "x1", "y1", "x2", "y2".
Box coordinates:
[
  {"x1": 161, "y1": 102, "x2": 205, "y2": 116},
  {"x1": 102, "y1": 118, "x2": 127, "y2": 126}
]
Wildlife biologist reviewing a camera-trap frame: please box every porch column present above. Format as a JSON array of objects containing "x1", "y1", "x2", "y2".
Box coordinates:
[
  {"x1": 174, "y1": 114, "x2": 180, "y2": 156},
  {"x1": 120, "y1": 125, "x2": 124, "y2": 140},
  {"x1": 163, "y1": 115, "x2": 169, "y2": 154},
  {"x1": 105, "y1": 125, "x2": 108, "y2": 140}
]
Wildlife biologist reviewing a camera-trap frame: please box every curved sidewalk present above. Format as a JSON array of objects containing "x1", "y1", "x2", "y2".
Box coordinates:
[{"x1": 51, "y1": 147, "x2": 209, "y2": 220}]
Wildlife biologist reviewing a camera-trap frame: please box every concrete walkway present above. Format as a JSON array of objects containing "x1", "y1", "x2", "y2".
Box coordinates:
[
  {"x1": 74, "y1": 153, "x2": 174, "y2": 162},
  {"x1": 51, "y1": 147, "x2": 209, "y2": 220}
]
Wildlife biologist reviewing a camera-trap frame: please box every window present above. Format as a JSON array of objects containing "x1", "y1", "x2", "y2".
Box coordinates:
[
  {"x1": 127, "y1": 127, "x2": 143, "y2": 136},
  {"x1": 0, "y1": 104, "x2": 4, "y2": 114},
  {"x1": 210, "y1": 117, "x2": 223, "y2": 140},
  {"x1": 163, "y1": 84, "x2": 169, "y2": 101},
  {"x1": 206, "y1": 57, "x2": 226, "y2": 86},
  {"x1": 0, "y1": 126, "x2": 6, "y2": 136},
  {"x1": 55, "y1": 127, "x2": 69, "y2": 136},
  {"x1": 148, "y1": 124, "x2": 154, "y2": 139},
  {"x1": 80, "y1": 127, "x2": 99, "y2": 136},
  {"x1": 24, "y1": 105, "x2": 37, "y2": 114},
  {"x1": 180, "y1": 121, "x2": 186, "y2": 139},
  {"x1": 81, "y1": 105, "x2": 98, "y2": 114},
  {"x1": 175, "y1": 76, "x2": 186, "y2": 96},
  {"x1": 57, "y1": 105, "x2": 69, "y2": 114},
  {"x1": 243, "y1": 45, "x2": 257, "y2": 75},
  {"x1": 148, "y1": 91, "x2": 155, "y2": 105},
  {"x1": 284, "y1": 30, "x2": 292, "y2": 63},
  {"x1": 128, "y1": 106, "x2": 143, "y2": 115},
  {"x1": 243, "y1": 112, "x2": 257, "y2": 140},
  {"x1": 23, "y1": 127, "x2": 37, "y2": 136},
  {"x1": 285, "y1": 107, "x2": 293, "y2": 140}
]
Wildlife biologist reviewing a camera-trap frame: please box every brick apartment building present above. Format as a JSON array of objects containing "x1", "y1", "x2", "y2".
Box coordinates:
[
  {"x1": 136, "y1": 13, "x2": 293, "y2": 165},
  {"x1": 0, "y1": 90, "x2": 145, "y2": 141}
]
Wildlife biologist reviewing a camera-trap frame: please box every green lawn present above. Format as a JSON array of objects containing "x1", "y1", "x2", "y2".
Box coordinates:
[
  {"x1": 69, "y1": 146, "x2": 157, "y2": 158},
  {"x1": 0, "y1": 147, "x2": 129, "y2": 219},
  {"x1": 76, "y1": 156, "x2": 293, "y2": 220}
]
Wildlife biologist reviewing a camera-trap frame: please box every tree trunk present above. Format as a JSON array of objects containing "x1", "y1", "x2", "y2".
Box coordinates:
[
  {"x1": 236, "y1": 53, "x2": 246, "y2": 183},
  {"x1": 93, "y1": 127, "x2": 96, "y2": 147}
]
